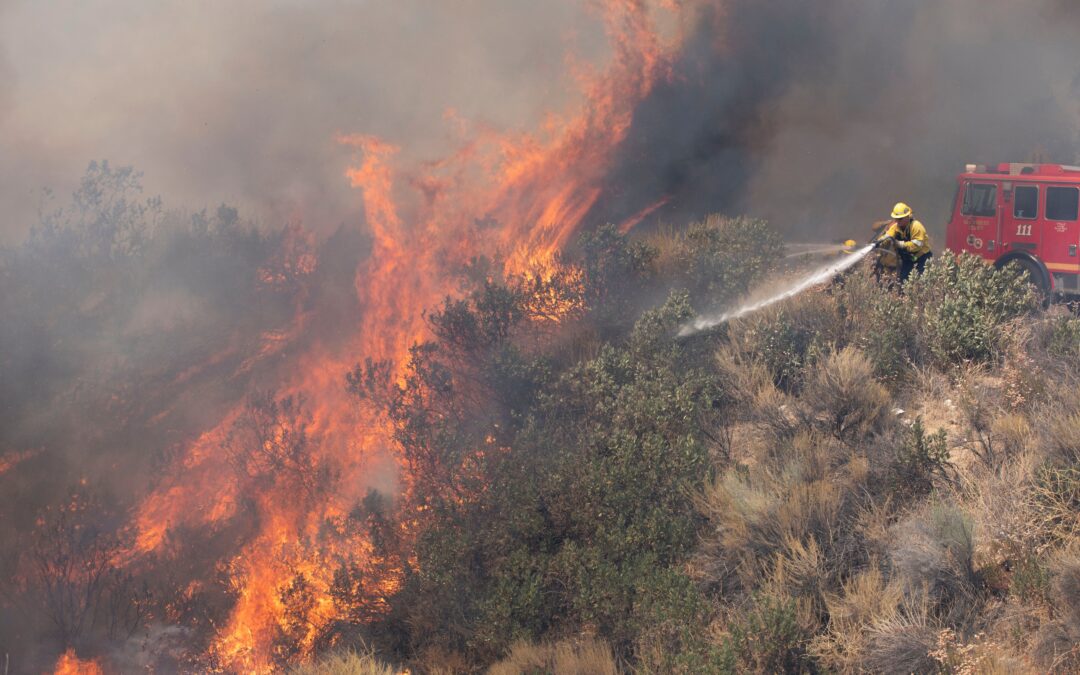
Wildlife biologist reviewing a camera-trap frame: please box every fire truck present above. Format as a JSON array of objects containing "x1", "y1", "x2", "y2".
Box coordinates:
[{"x1": 946, "y1": 162, "x2": 1080, "y2": 300}]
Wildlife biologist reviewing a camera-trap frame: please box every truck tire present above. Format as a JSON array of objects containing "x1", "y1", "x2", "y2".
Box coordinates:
[{"x1": 996, "y1": 253, "x2": 1050, "y2": 307}]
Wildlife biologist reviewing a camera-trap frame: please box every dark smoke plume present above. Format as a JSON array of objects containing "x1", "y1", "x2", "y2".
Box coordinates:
[{"x1": 597, "y1": 0, "x2": 1080, "y2": 240}]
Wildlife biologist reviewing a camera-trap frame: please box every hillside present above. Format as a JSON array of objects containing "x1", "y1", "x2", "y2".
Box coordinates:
[
  {"x1": 5, "y1": 197, "x2": 1080, "y2": 673},
  {"x1": 288, "y1": 216, "x2": 1080, "y2": 673}
]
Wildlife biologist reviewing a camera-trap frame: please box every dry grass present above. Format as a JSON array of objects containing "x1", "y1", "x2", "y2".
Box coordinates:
[
  {"x1": 1032, "y1": 547, "x2": 1080, "y2": 672},
  {"x1": 1043, "y1": 411, "x2": 1080, "y2": 467},
  {"x1": 751, "y1": 384, "x2": 799, "y2": 444},
  {"x1": 800, "y1": 347, "x2": 890, "y2": 440},
  {"x1": 764, "y1": 536, "x2": 829, "y2": 622},
  {"x1": 965, "y1": 448, "x2": 1044, "y2": 564},
  {"x1": 486, "y1": 638, "x2": 618, "y2": 675},
  {"x1": 810, "y1": 565, "x2": 905, "y2": 672},
  {"x1": 887, "y1": 501, "x2": 983, "y2": 626},
  {"x1": 290, "y1": 649, "x2": 401, "y2": 675},
  {"x1": 1028, "y1": 465, "x2": 1080, "y2": 548},
  {"x1": 643, "y1": 220, "x2": 683, "y2": 277},
  {"x1": 694, "y1": 268, "x2": 1080, "y2": 674},
  {"x1": 863, "y1": 592, "x2": 941, "y2": 675},
  {"x1": 1049, "y1": 546, "x2": 1080, "y2": 628},
  {"x1": 926, "y1": 628, "x2": 1023, "y2": 675},
  {"x1": 990, "y1": 413, "x2": 1032, "y2": 463},
  {"x1": 693, "y1": 430, "x2": 865, "y2": 597}
]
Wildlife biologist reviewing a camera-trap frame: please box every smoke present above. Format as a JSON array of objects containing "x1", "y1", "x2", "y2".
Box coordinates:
[
  {"x1": 598, "y1": 0, "x2": 1080, "y2": 240},
  {"x1": 0, "y1": 0, "x2": 606, "y2": 243},
  {"x1": 4, "y1": 0, "x2": 1076, "y2": 242}
]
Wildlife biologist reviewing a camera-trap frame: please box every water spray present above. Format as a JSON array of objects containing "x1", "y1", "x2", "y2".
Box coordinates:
[{"x1": 678, "y1": 244, "x2": 875, "y2": 336}]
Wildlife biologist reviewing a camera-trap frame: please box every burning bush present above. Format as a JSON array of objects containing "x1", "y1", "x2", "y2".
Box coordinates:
[
  {"x1": 364, "y1": 289, "x2": 721, "y2": 664},
  {"x1": 13, "y1": 486, "x2": 151, "y2": 658},
  {"x1": 225, "y1": 393, "x2": 335, "y2": 512},
  {"x1": 339, "y1": 222, "x2": 793, "y2": 668}
]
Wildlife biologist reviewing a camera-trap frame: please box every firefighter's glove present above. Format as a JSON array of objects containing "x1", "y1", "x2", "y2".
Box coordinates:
[{"x1": 875, "y1": 236, "x2": 893, "y2": 249}]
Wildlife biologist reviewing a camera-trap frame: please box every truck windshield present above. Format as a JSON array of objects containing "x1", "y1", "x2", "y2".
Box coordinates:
[{"x1": 962, "y1": 183, "x2": 997, "y2": 217}]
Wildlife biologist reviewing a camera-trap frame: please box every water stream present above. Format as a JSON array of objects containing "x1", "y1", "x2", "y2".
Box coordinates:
[{"x1": 678, "y1": 244, "x2": 875, "y2": 336}]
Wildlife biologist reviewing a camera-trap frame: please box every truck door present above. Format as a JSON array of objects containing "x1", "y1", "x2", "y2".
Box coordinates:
[
  {"x1": 1043, "y1": 185, "x2": 1080, "y2": 274},
  {"x1": 1002, "y1": 182, "x2": 1041, "y2": 259},
  {"x1": 957, "y1": 181, "x2": 1000, "y2": 258}
]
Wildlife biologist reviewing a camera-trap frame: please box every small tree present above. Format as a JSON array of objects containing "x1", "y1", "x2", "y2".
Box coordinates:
[{"x1": 27, "y1": 486, "x2": 149, "y2": 647}]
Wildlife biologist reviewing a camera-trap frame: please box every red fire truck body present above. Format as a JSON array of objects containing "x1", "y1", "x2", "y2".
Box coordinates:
[{"x1": 946, "y1": 163, "x2": 1080, "y2": 298}]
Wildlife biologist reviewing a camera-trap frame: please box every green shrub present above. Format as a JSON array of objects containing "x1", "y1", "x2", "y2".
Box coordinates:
[
  {"x1": 729, "y1": 308, "x2": 824, "y2": 392},
  {"x1": 890, "y1": 418, "x2": 951, "y2": 500},
  {"x1": 1010, "y1": 555, "x2": 1051, "y2": 606},
  {"x1": 906, "y1": 252, "x2": 1037, "y2": 367},
  {"x1": 578, "y1": 224, "x2": 658, "y2": 335},
  {"x1": 863, "y1": 291, "x2": 917, "y2": 381},
  {"x1": 720, "y1": 593, "x2": 814, "y2": 674},
  {"x1": 381, "y1": 292, "x2": 720, "y2": 663},
  {"x1": 1045, "y1": 313, "x2": 1080, "y2": 359},
  {"x1": 631, "y1": 569, "x2": 727, "y2": 675},
  {"x1": 666, "y1": 214, "x2": 784, "y2": 311}
]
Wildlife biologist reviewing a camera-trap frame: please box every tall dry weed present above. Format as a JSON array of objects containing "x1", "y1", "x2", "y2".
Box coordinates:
[
  {"x1": 290, "y1": 649, "x2": 401, "y2": 675},
  {"x1": 810, "y1": 565, "x2": 905, "y2": 672},
  {"x1": 887, "y1": 502, "x2": 982, "y2": 624},
  {"x1": 487, "y1": 638, "x2": 619, "y2": 675},
  {"x1": 863, "y1": 591, "x2": 941, "y2": 675},
  {"x1": 800, "y1": 347, "x2": 890, "y2": 440},
  {"x1": 1032, "y1": 547, "x2": 1080, "y2": 671}
]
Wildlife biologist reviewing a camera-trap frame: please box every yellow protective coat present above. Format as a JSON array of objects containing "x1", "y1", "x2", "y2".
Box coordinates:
[{"x1": 883, "y1": 219, "x2": 931, "y2": 258}]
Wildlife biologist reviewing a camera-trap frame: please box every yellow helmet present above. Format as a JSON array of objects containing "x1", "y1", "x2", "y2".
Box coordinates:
[{"x1": 890, "y1": 202, "x2": 913, "y2": 219}]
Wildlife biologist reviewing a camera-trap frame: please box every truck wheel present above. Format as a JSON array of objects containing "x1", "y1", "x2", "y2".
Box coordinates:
[{"x1": 1000, "y1": 256, "x2": 1050, "y2": 307}]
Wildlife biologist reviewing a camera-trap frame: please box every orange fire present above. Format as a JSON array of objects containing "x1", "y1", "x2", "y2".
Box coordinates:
[
  {"x1": 122, "y1": 1, "x2": 680, "y2": 671},
  {"x1": 0, "y1": 448, "x2": 41, "y2": 477},
  {"x1": 52, "y1": 649, "x2": 104, "y2": 675}
]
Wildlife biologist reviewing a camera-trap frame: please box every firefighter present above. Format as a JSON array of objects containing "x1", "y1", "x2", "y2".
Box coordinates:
[{"x1": 877, "y1": 202, "x2": 932, "y2": 284}]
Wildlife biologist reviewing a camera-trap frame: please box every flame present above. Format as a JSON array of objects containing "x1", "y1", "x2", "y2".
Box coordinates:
[
  {"x1": 618, "y1": 197, "x2": 670, "y2": 233},
  {"x1": 120, "y1": 1, "x2": 680, "y2": 670},
  {"x1": 0, "y1": 448, "x2": 41, "y2": 477},
  {"x1": 52, "y1": 650, "x2": 104, "y2": 675}
]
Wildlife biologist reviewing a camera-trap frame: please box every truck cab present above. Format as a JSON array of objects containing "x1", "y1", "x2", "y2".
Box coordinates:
[{"x1": 946, "y1": 163, "x2": 1080, "y2": 299}]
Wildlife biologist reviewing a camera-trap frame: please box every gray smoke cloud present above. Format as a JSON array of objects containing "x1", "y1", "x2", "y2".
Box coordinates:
[
  {"x1": 598, "y1": 0, "x2": 1080, "y2": 242},
  {"x1": 0, "y1": 0, "x2": 604, "y2": 243}
]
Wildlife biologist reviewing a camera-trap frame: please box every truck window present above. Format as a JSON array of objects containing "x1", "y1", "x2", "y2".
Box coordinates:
[
  {"x1": 1047, "y1": 187, "x2": 1079, "y2": 221},
  {"x1": 1013, "y1": 185, "x2": 1038, "y2": 219},
  {"x1": 961, "y1": 183, "x2": 997, "y2": 217}
]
